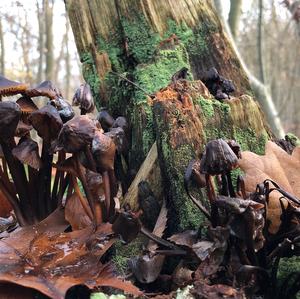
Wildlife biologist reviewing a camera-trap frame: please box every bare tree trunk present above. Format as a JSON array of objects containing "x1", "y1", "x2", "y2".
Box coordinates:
[
  {"x1": 37, "y1": 0, "x2": 44, "y2": 83},
  {"x1": 0, "y1": 19, "x2": 5, "y2": 76},
  {"x1": 257, "y1": 0, "x2": 265, "y2": 83},
  {"x1": 64, "y1": 19, "x2": 71, "y2": 100},
  {"x1": 44, "y1": 0, "x2": 54, "y2": 81},
  {"x1": 228, "y1": 0, "x2": 243, "y2": 39}
]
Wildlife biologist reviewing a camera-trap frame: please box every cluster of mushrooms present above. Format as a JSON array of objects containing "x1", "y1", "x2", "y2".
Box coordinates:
[{"x1": 0, "y1": 75, "x2": 129, "y2": 227}]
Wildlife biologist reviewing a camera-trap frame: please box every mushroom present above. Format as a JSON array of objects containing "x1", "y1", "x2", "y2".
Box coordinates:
[
  {"x1": 92, "y1": 130, "x2": 117, "y2": 219},
  {"x1": 50, "y1": 98, "x2": 75, "y2": 123},
  {"x1": 57, "y1": 116, "x2": 106, "y2": 225},
  {"x1": 12, "y1": 137, "x2": 42, "y2": 170},
  {"x1": 15, "y1": 121, "x2": 32, "y2": 138},
  {"x1": 0, "y1": 75, "x2": 28, "y2": 99},
  {"x1": 97, "y1": 107, "x2": 115, "y2": 132},
  {"x1": 29, "y1": 104, "x2": 63, "y2": 218},
  {"x1": 200, "y1": 139, "x2": 238, "y2": 198},
  {"x1": 16, "y1": 95, "x2": 38, "y2": 114},
  {"x1": 24, "y1": 80, "x2": 61, "y2": 99},
  {"x1": 57, "y1": 115, "x2": 96, "y2": 153},
  {"x1": 184, "y1": 160, "x2": 210, "y2": 220},
  {"x1": 0, "y1": 101, "x2": 33, "y2": 224},
  {"x1": 72, "y1": 83, "x2": 95, "y2": 115}
]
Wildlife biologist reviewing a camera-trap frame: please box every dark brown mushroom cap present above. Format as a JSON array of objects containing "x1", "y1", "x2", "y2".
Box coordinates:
[
  {"x1": 50, "y1": 98, "x2": 75, "y2": 123},
  {"x1": 97, "y1": 107, "x2": 115, "y2": 132},
  {"x1": 72, "y1": 83, "x2": 95, "y2": 113},
  {"x1": 0, "y1": 76, "x2": 28, "y2": 97},
  {"x1": 16, "y1": 96, "x2": 38, "y2": 114},
  {"x1": 105, "y1": 127, "x2": 128, "y2": 154},
  {"x1": 92, "y1": 130, "x2": 116, "y2": 172},
  {"x1": 57, "y1": 115, "x2": 96, "y2": 153},
  {"x1": 28, "y1": 104, "x2": 63, "y2": 141},
  {"x1": 112, "y1": 116, "x2": 129, "y2": 135},
  {"x1": 24, "y1": 80, "x2": 62, "y2": 99},
  {"x1": 227, "y1": 140, "x2": 241, "y2": 159},
  {"x1": 15, "y1": 121, "x2": 32, "y2": 138},
  {"x1": 0, "y1": 101, "x2": 22, "y2": 139},
  {"x1": 12, "y1": 137, "x2": 42, "y2": 170},
  {"x1": 200, "y1": 139, "x2": 238, "y2": 175}
]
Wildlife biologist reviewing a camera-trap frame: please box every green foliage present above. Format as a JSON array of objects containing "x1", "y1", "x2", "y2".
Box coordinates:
[{"x1": 91, "y1": 293, "x2": 126, "y2": 299}]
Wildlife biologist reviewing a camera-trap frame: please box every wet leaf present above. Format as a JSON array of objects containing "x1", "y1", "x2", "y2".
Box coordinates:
[
  {"x1": 238, "y1": 141, "x2": 300, "y2": 233},
  {"x1": 0, "y1": 214, "x2": 141, "y2": 298}
]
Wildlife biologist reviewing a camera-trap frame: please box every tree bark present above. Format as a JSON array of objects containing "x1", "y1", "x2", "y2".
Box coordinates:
[
  {"x1": 36, "y1": 0, "x2": 44, "y2": 83},
  {"x1": 66, "y1": 0, "x2": 273, "y2": 230},
  {"x1": 0, "y1": 19, "x2": 5, "y2": 76},
  {"x1": 228, "y1": 0, "x2": 243, "y2": 39},
  {"x1": 45, "y1": 0, "x2": 54, "y2": 81}
]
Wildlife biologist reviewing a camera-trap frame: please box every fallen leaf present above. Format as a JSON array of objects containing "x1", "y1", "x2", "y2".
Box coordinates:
[
  {"x1": 0, "y1": 210, "x2": 141, "y2": 298},
  {"x1": 238, "y1": 141, "x2": 300, "y2": 233}
]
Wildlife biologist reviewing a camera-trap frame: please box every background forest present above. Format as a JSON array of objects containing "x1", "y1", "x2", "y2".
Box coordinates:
[{"x1": 0, "y1": 0, "x2": 298, "y2": 135}]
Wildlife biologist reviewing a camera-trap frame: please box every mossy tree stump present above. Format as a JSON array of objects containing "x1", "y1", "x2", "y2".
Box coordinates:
[{"x1": 66, "y1": 0, "x2": 272, "y2": 231}]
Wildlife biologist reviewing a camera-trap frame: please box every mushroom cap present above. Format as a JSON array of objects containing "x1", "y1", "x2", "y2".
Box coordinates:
[
  {"x1": 97, "y1": 107, "x2": 115, "y2": 132},
  {"x1": 16, "y1": 96, "x2": 38, "y2": 114},
  {"x1": 227, "y1": 140, "x2": 241, "y2": 159},
  {"x1": 105, "y1": 127, "x2": 128, "y2": 154},
  {"x1": 50, "y1": 98, "x2": 75, "y2": 123},
  {"x1": 200, "y1": 139, "x2": 238, "y2": 175},
  {"x1": 57, "y1": 115, "x2": 96, "y2": 153},
  {"x1": 0, "y1": 76, "x2": 28, "y2": 97},
  {"x1": 15, "y1": 121, "x2": 32, "y2": 138},
  {"x1": 28, "y1": 104, "x2": 63, "y2": 141},
  {"x1": 12, "y1": 137, "x2": 42, "y2": 170},
  {"x1": 112, "y1": 116, "x2": 129, "y2": 134},
  {"x1": 0, "y1": 101, "x2": 22, "y2": 139},
  {"x1": 24, "y1": 80, "x2": 62, "y2": 99},
  {"x1": 92, "y1": 130, "x2": 116, "y2": 172},
  {"x1": 72, "y1": 83, "x2": 95, "y2": 113}
]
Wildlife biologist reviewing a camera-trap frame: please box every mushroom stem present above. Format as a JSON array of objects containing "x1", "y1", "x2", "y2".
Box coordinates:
[
  {"x1": 74, "y1": 154, "x2": 102, "y2": 226},
  {"x1": 51, "y1": 151, "x2": 65, "y2": 208},
  {"x1": 140, "y1": 226, "x2": 185, "y2": 251},
  {"x1": 205, "y1": 174, "x2": 216, "y2": 202},
  {"x1": 237, "y1": 175, "x2": 247, "y2": 199},
  {"x1": 220, "y1": 174, "x2": 229, "y2": 196},
  {"x1": 57, "y1": 173, "x2": 70, "y2": 207},
  {"x1": 226, "y1": 171, "x2": 235, "y2": 197},
  {"x1": 0, "y1": 179, "x2": 27, "y2": 226},
  {"x1": 0, "y1": 139, "x2": 33, "y2": 223},
  {"x1": 102, "y1": 171, "x2": 111, "y2": 217},
  {"x1": 71, "y1": 175, "x2": 93, "y2": 221},
  {"x1": 37, "y1": 140, "x2": 53, "y2": 219}
]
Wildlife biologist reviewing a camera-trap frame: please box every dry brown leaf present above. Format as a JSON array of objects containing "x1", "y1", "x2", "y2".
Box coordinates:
[
  {"x1": 238, "y1": 141, "x2": 300, "y2": 233},
  {"x1": 0, "y1": 209, "x2": 141, "y2": 298},
  {"x1": 65, "y1": 193, "x2": 92, "y2": 230}
]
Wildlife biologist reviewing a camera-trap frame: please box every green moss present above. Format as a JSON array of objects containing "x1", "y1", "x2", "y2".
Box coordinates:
[
  {"x1": 81, "y1": 52, "x2": 101, "y2": 105},
  {"x1": 121, "y1": 14, "x2": 160, "y2": 64},
  {"x1": 159, "y1": 131, "x2": 205, "y2": 231},
  {"x1": 164, "y1": 20, "x2": 217, "y2": 59},
  {"x1": 111, "y1": 239, "x2": 144, "y2": 276},
  {"x1": 133, "y1": 45, "x2": 190, "y2": 101},
  {"x1": 234, "y1": 127, "x2": 267, "y2": 154},
  {"x1": 286, "y1": 132, "x2": 300, "y2": 146}
]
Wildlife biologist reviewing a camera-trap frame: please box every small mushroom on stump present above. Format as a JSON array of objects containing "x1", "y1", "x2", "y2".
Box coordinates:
[
  {"x1": 97, "y1": 107, "x2": 115, "y2": 132},
  {"x1": 72, "y1": 83, "x2": 95, "y2": 115},
  {"x1": 200, "y1": 139, "x2": 239, "y2": 225},
  {"x1": 184, "y1": 160, "x2": 211, "y2": 220},
  {"x1": 50, "y1": 98, "x2": 75, "y2": 123}
]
